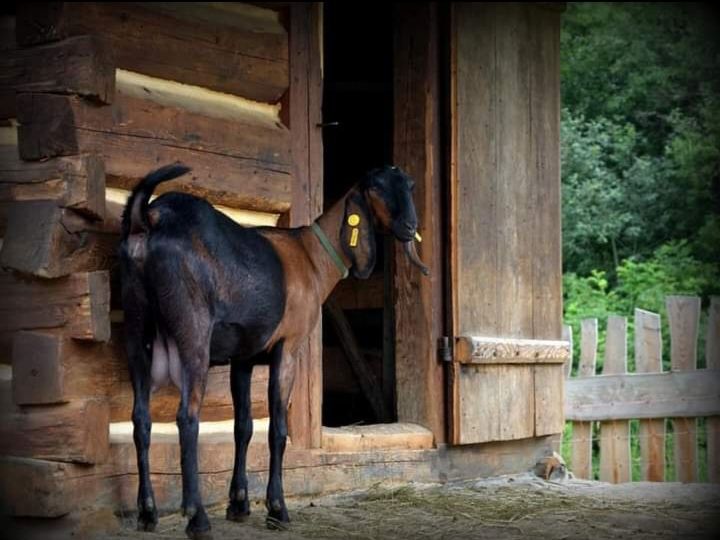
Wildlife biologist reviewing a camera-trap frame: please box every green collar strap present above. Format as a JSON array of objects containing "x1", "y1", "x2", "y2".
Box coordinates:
[{"x1": 311, "y1": 223, "x2": 349, "y2": 279}]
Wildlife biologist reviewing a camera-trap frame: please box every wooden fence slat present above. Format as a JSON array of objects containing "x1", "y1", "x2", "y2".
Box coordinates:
[
  {"x1": 635, "y1": 308, "x2": 666, "y2": 481},
  {"x1": 599, "y1": 316, "x2": 631, "y2": 483},
  {"x1": 666, "y1": 296, "x2": 700, "y2": 482},
  {"x1": 571, "y1": 318, "x2": 597, "y2": 479},
  {"x1": 707, "y1": 296, "x2": 720, "y2": 483}
]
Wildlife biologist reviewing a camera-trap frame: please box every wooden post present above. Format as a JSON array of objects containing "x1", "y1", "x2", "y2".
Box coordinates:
[
  {"x1": 635, "y1": 308, "x2": 665, "y2": 481},
  {"x1": 666, "y1": 296, "x2": 700, "y2": 482},
  {"x1": 599, "y1": 316, "x2": 631, "y2": 483},
  {"x1": 562, "y1": 324, "x2": 573, "y2": 378},
  {"x1": 571, "y1": 318, "x2": 597, "y2": 479},
  {"x1": 706, "y1": 296, "x2": 720, "y2": 483},
  {"x1": 393, "y1": 1, "x2": 445, "y2": 443},
  {"x1": 286, "y1": 2, "x2": 323, "y2": 449}
]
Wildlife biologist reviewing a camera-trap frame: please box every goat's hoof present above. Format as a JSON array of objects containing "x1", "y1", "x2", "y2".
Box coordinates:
[
  {"x1": 185, "y1": 510, "x2": 212, "y2": 540},
  {"x1": 136, "y1": 505, "x2": 158, "y2": 532},
  {"x1": 266, "y1": 508, "x2": 290, "y2": 530},
  {"x1": 225, "y1": 500, "x2": 250, "y2": 522}
]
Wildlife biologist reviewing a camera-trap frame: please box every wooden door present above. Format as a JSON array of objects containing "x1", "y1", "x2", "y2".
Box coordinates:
[{"x1": 448, "y1": 2, "x2": 567, "y2": 445}]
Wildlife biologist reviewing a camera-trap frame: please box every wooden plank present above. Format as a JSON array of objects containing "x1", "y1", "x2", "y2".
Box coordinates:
[
  {"x1": 286, "y1": 2, "x2": 324, "y2": 450},
  {"x1": 0, "y1": 384, "x2": 109, "y2": 464},
  {"x1": 451, "y1": 1, "x2": 498, "y2": 337},
  {"x1": 530, "y1": 5, "x2": 562, "y2": 341},
  {"x1": 455, "y1": 364, "x2": 535, "y2": 444},
  {"x1": 599, "y1": 316, "x2": 631, "y2": 483},
  {"x1": 0, "y1": 16, "x2": 18, "y2": 119},
  {"x1": 667, "y1": 295, "x2": 700, "y2": 482},
  {"x1": 324, "y1": 298, "x2": 388, "y2": 422},
  {"x1": 635, "y1": 308, "x2": 665, "y2": 481},
  {"x1": 454, "y1": 336, "x2": 570, "y2": 364},
  {"x1": 321, "y1": 423, "x2": 434, "y2": 453},
  {"x1": 572, "y1": 318, "x2": 597, "y2": 479},
  {"x1": 16, "y1": 2, "x2": 289, "y2": 103},
  {"x1": 0, "y1": 201, "x2": 115, "y2": 278},
  {"x1": 0, "y1": 271, "x2": 110, "y2": 356},
  {"x1": 393, "y1": 1, "x2": 445, "y2": 443},
  {"x1": 534, "y1": 364, "x2": 565, "y2": 435},
  {"x1": 708, "y1": 297, "x2": 720, "y2": 483},
  {"x1": 16, "y1": 93, "x2": 292, "y2": 214},
  {"x1": 0, "y1": 151, "x2": 105, "y2": 219},
  {"x1": 565, "y1": 370, "x2": 720, "y2": 421},
  {"x1": 0, "y1": 35, "x2": 114, "y2": 118}
]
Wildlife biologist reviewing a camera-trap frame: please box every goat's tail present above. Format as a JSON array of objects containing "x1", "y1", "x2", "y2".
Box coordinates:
[{"x1": 122, "y1": 163, "x2": 191, "y2": 237}]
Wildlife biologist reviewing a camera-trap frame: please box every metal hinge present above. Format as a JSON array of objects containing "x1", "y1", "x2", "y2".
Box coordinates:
[{"x1": 438, "y1": 337, "x2": 452, "y2": 363}]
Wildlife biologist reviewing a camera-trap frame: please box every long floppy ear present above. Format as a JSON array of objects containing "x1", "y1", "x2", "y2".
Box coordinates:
[{"x1": 341, "y1": 190, "x2": 376, "y2": 279}]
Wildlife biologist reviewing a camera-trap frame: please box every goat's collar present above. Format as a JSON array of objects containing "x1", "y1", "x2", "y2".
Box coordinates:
[{"x1": 310, "y1": 223, "x2": 349, "y2": 279}]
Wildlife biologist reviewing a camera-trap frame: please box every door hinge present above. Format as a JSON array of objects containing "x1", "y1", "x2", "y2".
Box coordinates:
[{"x1": 438, "y1": 337, "x2": 452, "y2": 363}]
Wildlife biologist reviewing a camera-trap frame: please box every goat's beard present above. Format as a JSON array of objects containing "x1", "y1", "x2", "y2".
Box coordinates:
[{"x1": 403, "y1": 240, "x2": 430, "y2": 276}]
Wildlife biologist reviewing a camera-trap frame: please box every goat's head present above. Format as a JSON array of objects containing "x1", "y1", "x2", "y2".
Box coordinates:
[{"x1": 341, "y1": 165, "x2": 429, "y2": 279}]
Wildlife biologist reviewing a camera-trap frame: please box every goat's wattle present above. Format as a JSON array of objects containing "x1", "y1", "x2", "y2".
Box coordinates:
[{"x1": 403, "y1": 240, "x2": 430, "y2": 276}]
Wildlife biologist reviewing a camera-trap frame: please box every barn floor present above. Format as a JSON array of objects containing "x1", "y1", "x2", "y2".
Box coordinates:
[{"x1": 100, "y1": 474, "x2": 719, "y2": 540}]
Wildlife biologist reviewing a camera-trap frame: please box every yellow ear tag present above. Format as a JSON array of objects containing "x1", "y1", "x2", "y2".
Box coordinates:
[
  {"x1": 414, "y1": 232, "x2": 422, "y2": 243},
  {"x1": 350, "y1": 228, "x2": 360, "y2": 247},
  {"x1": 348, "y1": 214, "x2": 361, "y2": 227}
]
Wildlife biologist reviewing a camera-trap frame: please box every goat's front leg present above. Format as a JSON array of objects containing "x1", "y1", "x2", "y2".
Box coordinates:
[
  {"x1": 266, "y1": 340, "x2": 296, "y2": 528},
  {"x1": 226, "y1": 358, "x2": 254, "y2": 522},
  {"x1": 176, "y1": 343, "x2": 212, "y2": 540}
]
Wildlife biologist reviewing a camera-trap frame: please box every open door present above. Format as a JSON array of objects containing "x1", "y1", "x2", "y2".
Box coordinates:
[{"x1": 448, "y1": 3, "x2": 567, "y2": 445}]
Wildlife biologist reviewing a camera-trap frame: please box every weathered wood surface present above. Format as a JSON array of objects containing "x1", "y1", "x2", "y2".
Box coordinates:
[
  {"x1": 393, "y1": 2, "x2": 445, "y2": 444},
  {"x1": 454, "y1": 336, "x2": 570, "y2": 364},
  {"x1": 0, "y1": 35, "x2": 114, "y2": 118},
  {"x1": 534, "y1": 363, "x2": 565, "y2": 436},
  {"x1": 285, "y1": 2, "x2": 324, "y2": 450},
  {"x1": 0, "y1": 201, "x2": 115, "y2": 278},
  {"x1": 0, "y1": 16, "x2": 17, "y2": 119},
  {"x1": 572, "y1": 318, "x2": 597, "y2": 479},
  {"x1": 565, "y1": 370, "x2": 720, "y2": 421},
  {"x1": 322, "y1": 423, "x2": 434, "y2": 453},
  {"x1": 635, "y1": 308, "x2": 665, "y2": 481},
  {"x1": 707, "y1": 297, "x2": 720, "y2": 483},
  {"x1": 562, "y1": 324, "x2": 573, "y2": 378},
  {"x1": 599, "y1": 316, "x2": 631, "y2": 483},
  {"x1": 0, "y1": 151, "x2": 105, "y2": 219},
  {"x1": 16, "y1": 2, "x2": 289, "y2": 103},
  {"x1": 325, "y1": 298, "x2": 388, "y2": 422},
  {"x1": 0, "y1": 270, "x2": 110, "y2": 356},
  {"x1": 667, "y1": 296, "x2": 700, "y2": 482},
  {"x1": 0, "y1": 383, "x2": 109, "y2": 464},
  {"x1": 17, "y1": 93, "x2": 292, "y2": 213}
]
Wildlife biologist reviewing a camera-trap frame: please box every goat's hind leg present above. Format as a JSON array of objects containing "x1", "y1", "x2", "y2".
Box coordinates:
[
  {"x1": 226, "y1": 358, "x2": 255, "y2": 522},
  {"x1": 122, "y1": 271, "x2": 157, "y2": 531}
]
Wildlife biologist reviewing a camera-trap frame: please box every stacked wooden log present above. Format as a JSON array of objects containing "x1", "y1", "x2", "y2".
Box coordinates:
[{"x1": 0, "y1": 2, "x2": 291, "y2": 518}]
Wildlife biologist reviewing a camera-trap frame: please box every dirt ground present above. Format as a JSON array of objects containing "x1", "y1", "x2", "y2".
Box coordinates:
[{"x1": 99, "y1": 474, "x2": 720, "y2": 540}]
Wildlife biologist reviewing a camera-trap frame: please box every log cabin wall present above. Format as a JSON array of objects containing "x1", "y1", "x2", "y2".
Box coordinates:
[{"x1": 0, "y1": 3, "x2": 323, "y2": 515}]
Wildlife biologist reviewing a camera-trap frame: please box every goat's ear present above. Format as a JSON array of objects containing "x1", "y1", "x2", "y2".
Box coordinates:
[{"x1": 341, "y1": 190, "x2": 376, "y2": 279}]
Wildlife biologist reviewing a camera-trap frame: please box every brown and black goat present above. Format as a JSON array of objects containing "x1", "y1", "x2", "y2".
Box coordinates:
[{"x1": 119, "y1": 164, "x2": 428, "y2": 539}]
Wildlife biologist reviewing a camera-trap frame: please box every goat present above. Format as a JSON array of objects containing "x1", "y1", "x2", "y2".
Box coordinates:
[{"x1": 119, "y1": 163, "x2": 428, "y2": 539}]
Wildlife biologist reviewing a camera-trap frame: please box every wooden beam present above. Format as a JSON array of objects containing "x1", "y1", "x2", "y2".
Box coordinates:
[
  {"x1": 324, "y1": 298, "x2": 388, "y2": 422},
  {"x1": 635, "y1": 308, "x2": 665, "y2": 481},
  {"x1": 0, "y1": 201, "x2": 115, "y2": 278},
  {"x1": 454, "y1": 336, "x2": 570, "y2": 364},
  {"x1": 0, "y1": 384, "x2": 109, "y2": 465},
  {"x1": 0, "y1": 151, "x2": 105, "y2": 220},
  {"x1": 565, "y1": 370, "x2": 720, "y2": 421},
  {"x1": 0, "y1": 270, "x2": 110, "y2": 356},
  {"x1": 0, "y1": 35, "x2": 114, "y2": 118},
  {"x1": 16, "y1": 93, "x2": 292, "y2": 214},
  {"x1": 393, "y1": 1, "x2": 445, "y2": 443},
  {"x1": 599, "y1": 316, "x2": 630, "y2": 483},
  {"x1": 16, "y1": 2, "x2": 289, "y2": 103},
  {"x1": 667, "y1": 296, "x2": 700, "y2": 482}
]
